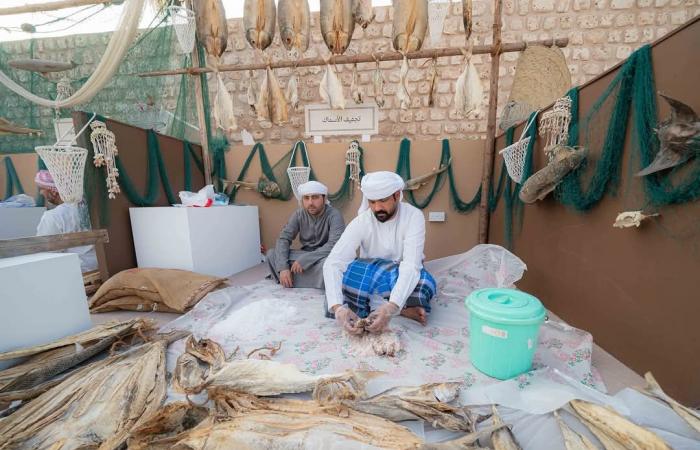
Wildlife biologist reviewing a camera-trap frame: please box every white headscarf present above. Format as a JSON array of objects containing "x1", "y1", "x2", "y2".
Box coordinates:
[
  {"x1": 297, "y1": 180, "x2": 330, "y2": 204},
  {"x1": 358, "y1": 171, "x2": 405, "y2": 215}
]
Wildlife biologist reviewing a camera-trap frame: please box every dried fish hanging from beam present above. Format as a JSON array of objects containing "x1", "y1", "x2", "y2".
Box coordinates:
[
  {"x1": 350, "y1": 63, "x2": 363, "y2": 104},
  {"x1": 89, "y1": 120, "x2": 121, "y2": 199},
  {"x1": 427, "y1": 57, "x2": 438, "y2": 107},
  {"x1": 278, "y1": 0, "x2": 309, "y2": 112},
  {"x1": 539, "y1": 96, "x2": 572, "y2": 162},
  {"x1": 392, "y1": 0, "x2": 428, "y2": 110},
  {"x1": 246, "y1": 70, "x2": 258, "y2": 114},
  {"x1": 373, "y1": 60, "x2": 385, "y2": 107},
  {"x1": 320, "y1": 63, "x2": 346, "y2": 109}
]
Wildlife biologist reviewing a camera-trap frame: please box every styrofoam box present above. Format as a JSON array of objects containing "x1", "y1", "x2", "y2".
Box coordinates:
[
  {"x1": 0, "y1": 207, "x2": 46, "y2": 239},
  {"x1": 0, "y1": 252, "x2": 91, "y2": 370},
  {"x1": 129, "y1": 205, "x2": 262, "y2": 278}
]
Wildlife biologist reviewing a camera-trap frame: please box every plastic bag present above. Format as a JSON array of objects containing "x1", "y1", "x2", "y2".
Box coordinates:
[{"x1": 178, "y1": 184, "x2": 215, "y2": 207}]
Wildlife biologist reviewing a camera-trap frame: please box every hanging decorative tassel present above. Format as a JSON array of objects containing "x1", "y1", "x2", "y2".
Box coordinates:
[
  {"x1": 89, "y1": 120, "x2": 120, "y2": 200},
  {"x1": 346, "y1": 140, "x2": 362, "y2": 184}
]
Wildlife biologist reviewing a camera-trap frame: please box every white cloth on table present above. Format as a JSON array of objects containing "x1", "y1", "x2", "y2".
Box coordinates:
[{"x1": 36, "y1": 203, "x2": 98, "y2": 273}]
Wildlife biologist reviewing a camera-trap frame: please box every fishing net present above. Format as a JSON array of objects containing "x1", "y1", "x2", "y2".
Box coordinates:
[
  {"x1": 35, "y1": 144, "x2": 87, "y2": 204},
  {"x1": 168, "y1": 5, "x2": 196, "y2": 54}
]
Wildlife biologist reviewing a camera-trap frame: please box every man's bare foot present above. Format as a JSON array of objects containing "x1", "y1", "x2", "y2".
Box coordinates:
[{"x1": 400, "y1": 306, "x2": 427, "y2": 326}]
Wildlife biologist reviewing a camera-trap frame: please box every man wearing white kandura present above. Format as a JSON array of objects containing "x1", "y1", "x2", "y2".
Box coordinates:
[{"x1": 323, "y1": 171, "x2": 436, "y2": 335}]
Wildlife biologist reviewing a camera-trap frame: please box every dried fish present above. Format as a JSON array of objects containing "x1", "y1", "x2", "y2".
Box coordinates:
[
  {"x1": 636, "y1": 93, "x2": 700, "y2": 176},
  {"x1": 0, "y1": 340, "x2": 169, "y2": 449},
  {"x1": 246, "y1": 70, "x2": 258, "y2": 113},
  {"x1": 352, "y1": 0, "x2": 375, "y2": 28},
  {"x1": 193, "y1": 0, "x2": 228, "y2": 59},
  {"x1": 286, "y1": 72, "x2": 300, "y2": 110},
  {"x1": 320, "y1": 64, "x2": 346, "y2": 109},
  {"x1": 374, "y1": 61, "x2": 386, "y2": 107},
  {"x1": 351, "y1": 63, "x2": 363, "y2": 104},
  {"x1": 268, "y1": 67, "x2": 289, "y2": 124},
  {"x1": 454, "y1": 58, "x2": 483, "y2": 116},
  {"x1": 8, "y1": 58, "x2": 76, "y2": 75},
  {"x1": 612, "y1": 210, "x2": 659, "y2": 229},
  {"x1": 570, "y1": 399, "x2": 671, "y2": 450},
  {"x1": 405, "y1": 158, "x2": 451, "y2": 190},
  {"x1": 213, "y1": 73, "x2": 237, "y2": 137},
  {"x1": 491, "y1": 405, "x2": 522, "y2": 450},
  {"x1": 256, "y1": 69, "x2": 271, "y2": 122},
  {"x1": 278, "y1": 0, "x2": 311, "y2": 52},
  {"x1": 0, "y1": 117, "x2": 41, "y2": 136},
  {"x1": 639, "y1": 372, "x2": 700, "y2": 433},
  {"x1": 398, "y1": 56, "x2": 411, "y2": 110},
  {"x1": 427, "y1": 58, "x2": 438, "y2": 107},
  {"x1": 345, "y1": 382, "x2": 473, "y2": 432},
  {"x1": 392, "y1": 0, "x2": 428, "y2": 53},
  {"x1": 243, "y1": 0, "x2": 277, "y2": 51},
  {"x1": 320, "y1": 0, "x2": 355, "y2": 55},
  {"x1": 519, "y1": 146, "x2": 585, "y2": 203},
  {"x1": 462, "y1": 0, "x2": 473, "y2": 40},
  {"x1": 419, "y1": 423, "x2": 508, "y2": 450},
  {"x1": 128, "y1": 402, "x2": 210, "y2": 450},
  {"x1": 173, "y1": 336, "x2": 226, "y2": 395},
  {"x1": 554, "y1": 410, "x2": 598, "y2": 450}
]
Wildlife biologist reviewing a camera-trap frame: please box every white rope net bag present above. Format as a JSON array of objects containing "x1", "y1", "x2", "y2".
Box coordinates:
[
  {"x1": 90, "y1": 120, "x2": 121, "y2": 199},
  {"x1": 346, "y1": 140, "x2": 362, "y2": 184},
  {"x1": 428, "y1": 0, "x2": 451, "y2": 46},
  {"x1": 499, "y1": 112, "x2": 538, "y2": 184},
  {"x1": 35, "y1": 145, "x2": 87, "y2": 205},
  {"x1": 168, "y1": 5, "x2": 196, "y2": 55},
  {"x1": 539, "y1": 96, "x2": 572, "y2": 163},
  {"x1": 287, "y1": 141, "x2": 312, "y2": 200}
]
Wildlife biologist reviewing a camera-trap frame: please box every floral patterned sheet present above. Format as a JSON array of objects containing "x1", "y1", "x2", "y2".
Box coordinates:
[{"x1": 162, "y1": 245, "x2": 606, "y2": 410}]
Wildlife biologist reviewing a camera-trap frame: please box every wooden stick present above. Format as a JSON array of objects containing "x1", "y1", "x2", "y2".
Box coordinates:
[
  {"x1": 137, "y1": 38, "x2": 569, "y2": 77},
  {"x1": 192, "y1": 41, "x2": 213, "y2": 185},
  {"x1": 478, "y1": 0, "x2": 505, "y2": 244},
  {"x1": 0, "y1": 0, "x2": 113, "y2": 16},
  {"x1": 0, "y1": 229, "x2": 109, "y2": 258}
]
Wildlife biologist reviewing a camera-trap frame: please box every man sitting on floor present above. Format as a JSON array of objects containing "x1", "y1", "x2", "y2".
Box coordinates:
[
  {"x1": 323, "y1": 171, "x2": 437, "y2": 334},
  {"x1": 266, "y1": 181, "x2": 345, "y2": 289},
  {"x1": 35, "y1": 169, "x2": 98, "y2": 273}
]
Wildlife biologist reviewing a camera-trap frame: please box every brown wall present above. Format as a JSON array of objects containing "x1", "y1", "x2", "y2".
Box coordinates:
[
  {"x1": 0, "y1": 153, "x2": 38, "y2": 199},
  {"x1": 226, "y1": 139, "x2": 485, "y2": 261},
  {"x1": 489, "y1": 22, "x2": 700, "y2": 404},
  {"x1": 73, "y1": 113, "x2": 205, "y2": 275}
]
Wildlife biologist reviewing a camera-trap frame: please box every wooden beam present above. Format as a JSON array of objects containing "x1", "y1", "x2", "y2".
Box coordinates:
[
  {"x1": 137, "y1": 38, "x2": 569, "y2": 77},
  {"x1": 478, "y1": 0, "x2": 505, "y2": 244},
  {"x1": 0, "y1": 229, "x2": 109, "y2": 258},
  {"x1": 0, "y1": 0, "x2": 114, "y2": 16}
]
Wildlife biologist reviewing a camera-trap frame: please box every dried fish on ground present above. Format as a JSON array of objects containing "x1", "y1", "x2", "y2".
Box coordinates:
[
  {"x1": 570, "y1": 399, "x2": 671, "y2": 450},
  {"x1": 554, "y1": 410, "x2": 598, "y2": 450},
  {"x1": 173, "y1": 336, "x2": 226, "y2": 395},
  {"x1": 419, "y1": 423, "x2": 508, "y2": 450},
  {"x1": 639, "y1": 372, "x2": 700, "y2": 433},
  {"x1": 398, "y1": 57, "x2": 411, "y2": 110},
  {"x1": 519, "y1": 146, "x2": 585, "y2": 203},
  {"x1": 193, "y1": 0, "x2": 228, "y2": 59},
  {"x1": 246, "y1": 70, "x2": 258, "y2": 113},
  {"x1": 454, "y1": 57, "x2": 483, "y2": 116},
  {"x1": 128, "y1": 402, "x2": 211, "y2": 450},
  {"x1": 0, "y1": 319, "x2": 152, "y2": 402},
  {"x1": 427, "y1": 58, "x2": 438, "y2": 107},
  {"x1": 278, "y1": 0, "x2": 311, "y2": 52},
  {"x1": 392, "y1": 0, "x2": 428, "y2": 53},
  {"x1": 0, "y1": 339, "x2": 171, "y2": 450},
  {"x1": 320, "y1": 0, "x2": 355, "y2": 55},
  {"x1": 491, "y1": 405, "x2": 522, "y2": 450},
  {"x1": 320, "y1": 64, "x2": 346, "y2": 109},
  {"x1": 374, "y1": 61, "x2": 386, "y2": 107},
  {"x1": 352, "y1": 0, "x2": 375, "y2": 28},
  {"x1": 243, "y1": 0, "x2": 277, "y2": 51},
  {"x1": 351, "y1": 63, "x2": 363, "y2": 104},
  {"x1": 213, "y1": 73, "x2": 237, "y2": 137},
  {"x1": 8, "y1": 58, "x2": 76, "y2": 75},
  {"x1": 344, "y1": 382, "x2": 473, "y2": 432},
  {"x1": 286, "y1": 72, "x2": 300, "y2": 110}
]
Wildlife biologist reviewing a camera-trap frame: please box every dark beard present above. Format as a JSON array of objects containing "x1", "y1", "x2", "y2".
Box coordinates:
[{"x1": 373, "y1": 209, "x2": 393, "y2": 222}]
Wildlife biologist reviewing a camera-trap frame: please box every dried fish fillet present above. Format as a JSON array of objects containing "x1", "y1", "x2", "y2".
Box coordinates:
[
  {"x1": 570, "y1": 399, "x2": 671, "y2": 450},
  {"x1": 286, "y1": 72, "x2": 300, "y2": 110},
  {"x1": 491, "y1": 405, "x2": 522, "y2": 450},
  {"x1": 398, "y1": 56, "x2": 411, "y2": 110},
  {"x1": 419, "y1": 423, "x2": 508, "y2": 450},
  {"x1": 427, "y1": 58, "x2": 438, "y2": 107},
  {"x1": 554, "y1": 410, "x2": 598, "y2": 450},
  {"x1": 374, "y1": 62, "x2": 386, "y2": 107},
  {"x1": 320, "y1": 64, "x2": 346, "y2": 109},
  {"x1": 256, "y1": 69, "x2": 271, "y2": 122},
  {"x1": 640, "y1": 372, "x2": 700, "y2": 434},
  {"x1": 128, "y1": 402, "x2": 210, "y2": 450},
  {"x1": 0, "y1": 340, "x2": 169, "y2": 450},
  {"x1": 246, "y1": 70, "x2": 258, "y2": 113},
  {"x1": 346, "y1": 382, "x2": 473, "y2": 432},
  {"x1": 268, "y1": 67, "x2": 289, "y2": 124},
  {"x1": 213, "y1": 73, "x2": 237, "y2": 137},
  {"x1": 351, "y1": 63, "x2": 363, "y2": 104},
  {"x1": 454, "y1": 59, "x2": 483, "y2": 116}
]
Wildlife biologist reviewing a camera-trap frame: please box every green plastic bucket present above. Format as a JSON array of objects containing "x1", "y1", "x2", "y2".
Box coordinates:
[{"x1": 465, "y1": 288, "x2": 545, "y2": 380}]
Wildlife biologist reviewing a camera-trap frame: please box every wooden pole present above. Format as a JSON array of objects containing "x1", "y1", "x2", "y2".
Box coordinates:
[
  {"x1": 478, "y1": 0, "x2": 504, "y2": 244},
  {"x1": 0, "y1": 0, "x2": 115, "y2": 16},
  {"x1": 191, "y1": 32, "x2": 213, "y2": 186},
  {"x1": 137, "y1": 38, "x2": 569, "y2": 78}
]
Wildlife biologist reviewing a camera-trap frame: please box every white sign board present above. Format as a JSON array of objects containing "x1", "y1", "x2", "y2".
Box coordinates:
[{"x1": 305, "y1": 103, "x2": 379, "y2": 137}]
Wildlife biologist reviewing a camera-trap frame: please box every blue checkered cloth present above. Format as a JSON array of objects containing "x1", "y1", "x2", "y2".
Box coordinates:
[{"x1": 325, "y1": 258, "x2": 435, "y2": 319}]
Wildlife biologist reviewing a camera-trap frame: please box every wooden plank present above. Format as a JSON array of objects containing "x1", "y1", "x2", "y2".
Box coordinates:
[
  {"x1": 478, "y1": 0, "x2": 504, "y2": 244},
  {"x1": 0, "y1": 229, "x2": 109, "y2": 258},
  {"x1": 137, "y1": 38, "x2": 569, "y2": 77},
  {"x1": 0, "y1": 0, "x2": 111, "y2": 16}
]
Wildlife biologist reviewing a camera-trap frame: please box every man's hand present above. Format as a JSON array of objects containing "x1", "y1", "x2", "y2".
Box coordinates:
[
  {"x1": 290, "y1": 261, "x2": 304, "y2": 274},
  {"x1": 333, "y1": 305, "x2": 363, "y2": 335},
  {"x1": 367, "y1": 302, "x2": 400, "y2": 334},
  {"x1": 279, "y1": 270, "x2": 294, "y2": 288}
]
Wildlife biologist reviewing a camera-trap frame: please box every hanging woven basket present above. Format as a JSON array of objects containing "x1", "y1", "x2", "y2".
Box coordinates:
[{"x1": 499, "y1": 113, "x2": 538, "y2": 184}]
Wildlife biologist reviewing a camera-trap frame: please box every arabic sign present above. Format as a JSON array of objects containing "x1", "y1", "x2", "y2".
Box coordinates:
[{"x1": 304, "y1": 103, "x2": 378, "y2": 136}]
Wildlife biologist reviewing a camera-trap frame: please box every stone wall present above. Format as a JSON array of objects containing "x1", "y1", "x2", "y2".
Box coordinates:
[{"x1": 216, "y1": 2, "x2": 698, "y2": 144}]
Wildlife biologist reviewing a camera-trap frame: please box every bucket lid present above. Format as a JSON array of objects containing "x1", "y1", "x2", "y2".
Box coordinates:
[{"x1": 466, "y1": 288, "x2": 545, "y2": 324}]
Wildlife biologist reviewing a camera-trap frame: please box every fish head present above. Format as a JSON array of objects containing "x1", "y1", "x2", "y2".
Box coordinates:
[
  {"x1": 246, "y1": 29, "x2": 273, "y2": 50},
  {"x1": 325, "y1": 32, "x2": 350, "y2": 55},
  {"x1": 280, "y1": 27, "x2": 296, "y2": 50}
]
